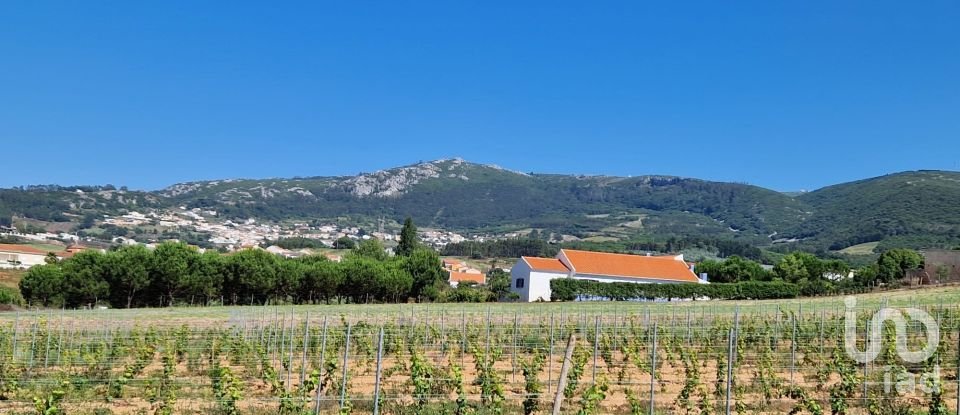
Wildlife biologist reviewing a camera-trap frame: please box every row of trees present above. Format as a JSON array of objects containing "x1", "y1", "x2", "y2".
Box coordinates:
[
  {"x1": 18, "y1": 218, "x2": 463, "y2": 308},
  {"x1": 17, "y1": 218, "x2": 521, "y2": 309},
  {"x1": 14, "y1": 212, "x2": 931, "y2": 308},
  {"x1": 441, "y1": 235, "x2": 765, "y2": 262},
  {"x1": 693, "y1": 249, "x2": 925, "y2": 296},
  {"x1": 18, "y1": 240, "x2": 443, "y2": 308},
  {"x1": 441, "y1": 238, "x2": 560, "y2": 259}
]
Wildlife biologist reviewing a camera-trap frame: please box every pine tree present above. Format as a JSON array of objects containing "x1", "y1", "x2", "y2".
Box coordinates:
[{"x1": 397, "y1": 217, "x2": 418, "y2": 257}]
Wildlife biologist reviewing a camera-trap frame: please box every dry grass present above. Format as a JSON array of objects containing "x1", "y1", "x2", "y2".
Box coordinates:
[{"x1": 0, "y1": 269, "x2": 24, "y2": 290}]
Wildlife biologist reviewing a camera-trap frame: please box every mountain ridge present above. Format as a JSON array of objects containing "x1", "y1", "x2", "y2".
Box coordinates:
[{"x1": 2, "y1": 159, "x2": 959, "y2": 252}]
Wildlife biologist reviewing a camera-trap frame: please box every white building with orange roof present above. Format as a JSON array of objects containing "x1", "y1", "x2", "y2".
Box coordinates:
[
  {"x1": 448, "y1": 270, "x2": 486, "y2": 287},
  {"x1": 511, "y1": 249, "x2": 707, "y2": 302},
  {"x1": 0, "y1": 244, "x2": 51, "y2": 268},
  {"x1": 442, "y1": 258, "x2": 464, "y2": 269}
]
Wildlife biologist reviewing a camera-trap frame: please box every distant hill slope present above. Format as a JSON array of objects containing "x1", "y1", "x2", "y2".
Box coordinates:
[
  {"x1": 786, "y1": 171, "x2": 960, "y2": 250},
  {"x1": 158, "y1": 159, "x2": 807, "y2": 238},
  {"x1": 2, "y1": 160, "x2": 959, "y2": 250}
]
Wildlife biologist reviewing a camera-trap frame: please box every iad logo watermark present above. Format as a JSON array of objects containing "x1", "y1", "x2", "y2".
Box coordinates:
[{"x1": 843, "y1": 297, "x2": 941, "y2": 394}]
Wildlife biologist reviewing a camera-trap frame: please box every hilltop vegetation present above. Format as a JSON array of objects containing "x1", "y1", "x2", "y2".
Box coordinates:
[
  {"x1": 787, "y1": 170, "x2": 960, "y2": 251},
  {"x1": 2, "y1": 160, "x2": 960, "y2": 252}
]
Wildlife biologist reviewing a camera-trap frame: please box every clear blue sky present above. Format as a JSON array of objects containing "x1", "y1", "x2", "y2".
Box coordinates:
[{"x1": 1, "y1": 1, "x2": 957, "y2": 191}]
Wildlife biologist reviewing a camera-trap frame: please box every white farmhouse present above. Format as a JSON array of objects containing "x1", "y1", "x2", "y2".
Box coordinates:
[
  {"x1": 0, "y1": 244, "x2": 50, "y2": 269},
  {"x1": 511, "y1": 249, "x2": 707, "y2": 302}
]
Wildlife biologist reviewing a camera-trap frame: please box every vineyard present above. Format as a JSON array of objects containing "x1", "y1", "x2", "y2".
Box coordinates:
[{"x1": 0, "y1": 290, "x2": 958, "y2": 415}]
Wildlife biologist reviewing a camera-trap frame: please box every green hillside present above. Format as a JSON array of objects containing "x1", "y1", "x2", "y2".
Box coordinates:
[
  {"x1": 2, "y1": 161, "x2": 960, "y2": 251},
  {"x1": 790, "y1": 171, "x2": 960, "y2": 250}
]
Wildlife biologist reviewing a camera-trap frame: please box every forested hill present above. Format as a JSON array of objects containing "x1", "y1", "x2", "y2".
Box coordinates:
[
  {"x1": 786, "y1": 170, "x2": 960, "y2": 250},
  {"x1": 2, "y1": 159, "x2": 959, "y2": 251}
]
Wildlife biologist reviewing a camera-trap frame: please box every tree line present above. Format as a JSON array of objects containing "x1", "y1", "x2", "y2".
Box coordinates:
[
  {"x1": 693, "y1": 249, "x2": 924, "y2": 296},
  {"x1": 16, "y1": 218, "x2": 522, "y2": 309},
  {"x1": 440, "y1": 238, "x2": 560, "y2": 259},
  {"x1": 440, "y1": 236, "x2": 763, "y2": 261}
]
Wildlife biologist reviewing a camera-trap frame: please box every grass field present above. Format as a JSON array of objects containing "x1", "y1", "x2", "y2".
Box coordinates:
[
  {"x1": 0, "y1": 269, "x2": 24, "y2": 290},
  {"x1": 0, "y1": 286, "x2": 958, "y2": 414},
  {"x1": 26, "y1": 243, "x2": 69, "y2": 252},
  {"x1": 838, "y1": 241, "x2": 880, "y2": 255}
]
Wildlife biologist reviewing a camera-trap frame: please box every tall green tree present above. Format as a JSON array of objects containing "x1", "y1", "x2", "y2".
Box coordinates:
[
  {"x1": 275, "y1": 260, "x2": 305, "y2": 303},
  {"x1": 182, "y1": 250, "x2": 224, "y2": 305},
  {"x1": 19, "y1": 264, "x2": 64, "y2": 307},
  {"x1": 876, "y1": 249, "x2": 924, "y2": 284},
  {"x1": 61, "y1": 250, "x2": 109, "y2": 308},
  {"x1": 485, "y1": 268, "x2": 512, "y2": 300},
  {"x1": 300, "y1": 259, "x2": 344, "y2": 304},
  {"x1": 223, "y1": 248, "x2": 278, "y2": 305},
  {"x1": 333, "y1": 237, "x2": 356, "y2": 250},
  {"x1": 696, "y1": 256, "x2": 771, "y2": 283},
  {"x1": 378, "y1": 262, "x2": 414, "y2": 303},
  {"x1": 404, "y1": 248, "x2": 445, "y2": 300},
  {"x1": 774, "y1": 252, "x2": 825, "y2": 283},
  {"x1": 396, "y1": 217, "x2": 419, "y2": 257},
  {"x1": 108, "y1": 245, "x2": 152, "y2": 308},
  {"x1": 150, "y1": 241, "x2": 199, "y2": 306},
  {"x1": 352, "y1": 238, "x2": 389, "y2": 261},
  {"x1": 342, "y1": 257, "x2": 383, "y2": 303}
]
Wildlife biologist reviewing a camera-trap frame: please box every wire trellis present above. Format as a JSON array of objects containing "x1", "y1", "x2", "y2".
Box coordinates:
[{"x1": 0, "y1": 300, "x2": 957, "y2": 414}]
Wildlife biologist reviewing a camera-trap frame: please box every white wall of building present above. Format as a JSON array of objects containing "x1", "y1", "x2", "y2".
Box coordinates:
[
  {"x1": 0, "y1": 252, "x2": 47, "y2": 269},
  {"x1": 510, "y1": 260, "x2": 532, "y2": 300},
  {"x1": 511, "y1": 255, "x2": 707, "y2": 301},
  {"x1": 572, "y1": 273, "x2": 697, "y2": 285},
  {"x1": 510, "y1": 260, "x2": 569, "y2": 302}
]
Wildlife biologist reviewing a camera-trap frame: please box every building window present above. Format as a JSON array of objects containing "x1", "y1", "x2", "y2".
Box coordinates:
[{"x1": 515, "y1": 278, "x2": 525, "y2": 288}]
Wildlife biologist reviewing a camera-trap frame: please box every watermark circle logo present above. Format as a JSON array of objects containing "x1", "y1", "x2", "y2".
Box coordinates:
[{"x1": 843, "y1": 296, "x2": 939, "y2": 364}]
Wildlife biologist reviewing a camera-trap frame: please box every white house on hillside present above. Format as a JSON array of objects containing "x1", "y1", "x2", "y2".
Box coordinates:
[
  {"x1": 511, "y1": 249, "x2": 707, "y2": 302},
  {"x1": 0, "y1": 244, "x2": 49, "y2": 269}
]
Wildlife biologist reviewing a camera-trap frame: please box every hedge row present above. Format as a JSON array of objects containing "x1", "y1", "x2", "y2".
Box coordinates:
[{"x1": 549, "y1": 278, "x2": 800, "y2": 301}]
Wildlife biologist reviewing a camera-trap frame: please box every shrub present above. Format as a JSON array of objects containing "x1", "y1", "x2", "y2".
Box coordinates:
[{"x1": 0, "y1": 286, "x2": 23, "y2": 306}]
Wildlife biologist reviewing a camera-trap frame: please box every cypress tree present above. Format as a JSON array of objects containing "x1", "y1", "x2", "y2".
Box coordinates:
[{"x1": 396, "y1": 217, "x2": 418, "y2": 256}]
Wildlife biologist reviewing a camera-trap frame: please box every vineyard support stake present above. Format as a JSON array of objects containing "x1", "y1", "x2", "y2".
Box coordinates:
[
  {"x1": 790, "y1": 315, "x2": 797, "y2": 386},
  {"x1": 513, "y1": 311, "x2": 519, "y2": 383},
  {"x1": 372, "y1": 327, "x2": 385, "y2": 415},
  {"x1": 725, "y1": 327, "x2": 735, "y2": 415},
  {"x1": 313, "y1": 316, "x2": 328, "y2": 415},
  {"x1": 461, "y1": 307, "x2": 467, "y2": 369},
  {"x1": 12, "y1": 311, "x2": 19, "y2": 364},
  {"x1": 548, "y1": 311, "x2": 555, "y2": 394},
  {"x1": 862, "y1": 317, "x2": 869, "y2": 408},
  {"x1": 287, "y1": 312, "x2": 296, "y2": 389},
  {"x1": 339, "y1": 323, "x2": 352, "y2": 411},
  {"x1": 650, "y1": 322, "x2": 658, "y2": 415},
  {"x1": 592, "y1": 316, "x2": 600, "y2": 384},
  {"x1": 44, "y1": 310, "x2": 52, "y2": 368},
  {"x1": 551, "y1": 334, "x2": 577, "y2": 415},
  {"x1": 56, "y1": 308, "x2": 64, "y2": 366},
  {"x1": 300, "y1": 312, "x2": 310, "y2": 385}
]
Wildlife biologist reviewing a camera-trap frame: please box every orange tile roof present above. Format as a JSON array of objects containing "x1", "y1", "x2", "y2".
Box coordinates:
[
  {"x1": 448, "y1": 270, "x2": 486, "y2": 284},
  {"x1": 0, "y1": 244, "x2": 48, "y2": 255},
  {"x1": 65, "y1": 244, "x2": 87, "y2": 253},
  {"x1": 522, "y1": 257, "x2": 570, "y2": 273},
  {"x1": 560, "y1": 249, "x2": 700, "y2": 283}
]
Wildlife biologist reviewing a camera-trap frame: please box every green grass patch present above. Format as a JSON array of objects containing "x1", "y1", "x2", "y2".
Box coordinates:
[{"x1": 838, "y1": 241, "x2": 879, "y2": 255}]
